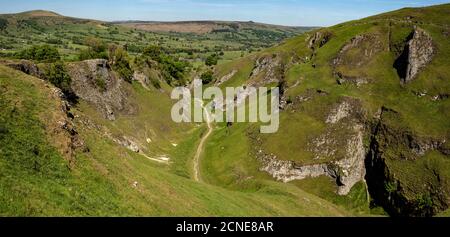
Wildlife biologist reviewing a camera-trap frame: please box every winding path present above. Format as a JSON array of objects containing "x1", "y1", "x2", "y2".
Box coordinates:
[{"x1": 193, "y1": 98, "x2": 213, "y2": 182}]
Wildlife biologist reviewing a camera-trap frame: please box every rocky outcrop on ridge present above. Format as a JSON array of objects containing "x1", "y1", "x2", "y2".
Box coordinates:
[
  {"x1": 67, "y1": 59, "x2": 136, "y2": 121},
  {"x1": 394, "y1": 27, "x2": 434, "y2": 83}
]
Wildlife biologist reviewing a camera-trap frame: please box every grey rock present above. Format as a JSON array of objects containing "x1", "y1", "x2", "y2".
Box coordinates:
[
  {"x1": 403, "y1": 27, "x2": 434, "y2": 83},
  {"x1": 67, "y1": 59, "x2": 136, "y2": 121}
]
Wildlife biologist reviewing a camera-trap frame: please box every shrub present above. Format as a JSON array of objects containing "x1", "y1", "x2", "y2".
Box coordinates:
[
  {"x1": 44, "y1": 61, "x2": 76, "y2": 102},
  {"x1": 150, "y1": 77, "x2": 161, "y2": 89},
  {"x1": 141, "y1": 45, "x2": 191, "y2": 86},
  {"x1": 205, "y1": 54, "x2": 219, "y2": 66},
  {"x1": 200, "y1": 70, "x2": 214, "y2": 84},
  {"x1": 143, "y1": 45, "x2": 163, "y2": 60},
  {"x1": 85, "y1": 37, "x2": 107, "y2": 53},
  {"x1": 46, "y1": 38, "x2": 63, "y2": 45},
  {"x1": 95, "y1": 76, "x2": 107, "y2": 92},
  {"x1": 78, "y1": 37, "x2": 108, "y2": 61},
  {"x1": 16, "y1": 45, "x2": 60, "y2": 62},
  {"x1": 0, "y1": 18, "x2": 8, "y2": 31},
  {"x1": 384, "y1": 181, "x2": 397, "y2": 194},
  {"x1": 109, "y1": 44, "x2": 133, "y2": 83},
  {"x1": 78, "y1": 49, "x2": 108, "y2": 61},
  {"x1": 159, "y1": 55, "x2": 189, "y2": 85}
]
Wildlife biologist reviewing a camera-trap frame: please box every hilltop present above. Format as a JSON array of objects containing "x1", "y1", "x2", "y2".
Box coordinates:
[
  {"x1": 16, "y1": 10, "x2": 62, "y2": 17},
  {"x1": 115, "y1": 20, "x2": 313, "y2": 34}
]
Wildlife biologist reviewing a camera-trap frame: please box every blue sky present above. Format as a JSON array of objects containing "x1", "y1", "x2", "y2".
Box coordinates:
[{"x1": 0, "y1": 0, "x2": 448, "y2": 26}]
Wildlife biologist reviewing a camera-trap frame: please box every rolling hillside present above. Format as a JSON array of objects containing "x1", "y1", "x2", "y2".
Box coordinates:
[
  {"x1": 0, "y1": 10, "x2": 309, "y2": 63},
  {"x1": 115, "y1": 20, "x2": 311, "y2": 34},
  {"x1": 0, "y1": 62, "x2": 349, "y2": 216},
  {"x1": 207, "y1": 3, "x2": 450, "y2": 217},
  {"x1": 0, "y1": 4, "x2": 449, "y2": 217}
]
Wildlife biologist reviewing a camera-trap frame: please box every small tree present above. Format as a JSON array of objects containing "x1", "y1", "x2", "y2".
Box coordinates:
[
  {"x1": 205, "y1": 54, "x2": 219, "y2": 66},
  {"x1": 44, "y1": 61, "x2": 76, "y2": 102},
  {"x1": 143, "y1": 45, "x2": 162, "y2": 61},
  {"x1": 78, "y1": 37, "x2": 108, "y2": 60},
  {"x1": 16, "y1": 45, "x2": 60, "y2": 62},
  {"x1": 85, "y1": 37, "x2": 106, "y2": 53},
  {"x1": 109, "y1": 44, "x2": 133, "y2": 83},
  {"x1": 0, "y1": 18, "x2": 8, "y2": 31},
  {"x1": 200, "y1": 70, "x2": 214, "y2": 84}
]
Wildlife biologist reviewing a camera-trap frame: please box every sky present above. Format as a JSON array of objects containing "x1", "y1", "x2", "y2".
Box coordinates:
[{"x1": 0, "y1": 0, "x2": 448, "y2": 26}]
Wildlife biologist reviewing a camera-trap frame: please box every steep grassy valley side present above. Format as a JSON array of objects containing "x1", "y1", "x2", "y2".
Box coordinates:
[
  {"x1": 203, "y1": 4, "x2": 450, "y2": 216},
  {"x1": 0, "y1": 61, "x2": 351, "y2": 216}
]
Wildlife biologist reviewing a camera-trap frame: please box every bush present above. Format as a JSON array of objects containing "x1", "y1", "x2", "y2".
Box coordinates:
[
  {"x1": 16, "y1": 45, "x2": 60, "y2": 62},
  {"x1": 159, "y1": 55, "x2": 189, "y2": 85},
  {"x1": 205, "y1": 54, "x2": 219, "y2": 66},
  {"x1": 141, "y1": 45, "x2": 190, "y2": 86},
  {"x1": 85, "y1": 37, "x2": 107, "y2": 53},
  {"x1": 78, "y1": 37, "x2": 108, "y2": 61},
  {"x1": 108, "y1": 44, "x2": 133, "y2": 83},
  {"x1": 0, "y1": 18, "x2": 8, "y2": 31},
  {"x1": 46, "y1": 38, "x2": 64, "y2": 45},
  {"x1": 200, "y1": 70, "x2": 214, "y2": 84},
  {"x1": 143, "y1": 45, "x2": 163, "y2": 60},
  {"x1": 44, "y1": 61, "x2": 76, "y2": 102},
  {"x1": 78, "y1": 49, "x2": 108, "y2": 61}
]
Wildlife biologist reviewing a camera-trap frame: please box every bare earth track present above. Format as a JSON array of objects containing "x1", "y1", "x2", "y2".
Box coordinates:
[{"x1": 193, "y1": 99, "x2": 213, "y2": 182}]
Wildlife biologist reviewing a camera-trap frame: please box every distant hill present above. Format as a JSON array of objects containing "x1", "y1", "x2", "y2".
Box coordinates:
[
  {"x1": 16, "y1": 10, "x2": 62, "y2": 17},
  {"x1": 115, "y1": 20, "x2": 315, "y2": 34},
  {"x1": 0, "y1": 10, "x2": 314, "y2": 61}
]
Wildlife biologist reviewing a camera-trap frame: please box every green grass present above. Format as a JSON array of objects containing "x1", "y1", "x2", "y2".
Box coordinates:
[
  {"x1": 293, "y1": 177, "x2": 375, "y2": 216},
  {"x1": 1, "y1": 4, "x2": 449, "y2": 217},
  {"x1": 205, "y1": 3, "x2": 450, "y2": 216},
  {"x1": 0, "y1": 65, "x2": 349, "y2": 216}
]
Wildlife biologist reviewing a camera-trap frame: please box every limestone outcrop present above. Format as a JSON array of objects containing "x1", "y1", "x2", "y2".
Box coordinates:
[
  {"x1": 394, "y1": 27, "x2": 434, "y2": 83},
  {"x1": 67, "y1": 59, "x2": 136, "y2": 120}
]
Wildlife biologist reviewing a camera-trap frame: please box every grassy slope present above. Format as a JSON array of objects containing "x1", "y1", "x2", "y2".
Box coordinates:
[
  {"x1": 202, "y1": 4, "x2": 450, "y2": 215},
  {"x1": 0, "y1": 65, "x2": 348, "y2": 216}
]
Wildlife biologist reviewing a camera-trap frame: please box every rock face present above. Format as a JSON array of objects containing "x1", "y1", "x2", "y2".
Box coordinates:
[
  {"x1": 326, "y1": 100, "x2": 353, "y2": 124},
  {"x1": 132, "y1": 71, "x2": 150, "y2": 90},
  {"x1": 67, "y1": 59, "x2": 135, "y2": 120},
  {"x1": 249, "y1": 55, "x2": 283, "y2": 86},
  {"x1": 256, "y1": 97, "x2": 367, "y2": 195},
  {"x1": 213, "y1": 55, "x2": 284, "y2": 111},
  {"x1": 5, "y1": 60, "x2": 42, "y2": 78},
  {"x1": 404, "y1": 28, "x2": 434, "y2": 83},
  {"x1": 334, "y1": 35, "x2": 383, "y2": 64},
  {"x1": 215, "y1": 69, "x2": 237, "y2": 85},
  {"x1": 365, "y1": 107, "x2": 449, "y2": 216},
  {"x1": 114, "y1": 136, "x2": 140, "y2": 153},
  {"x1": 45, "y1": 83, "x2": 86, "y2": 165},
  {"x1": 395, "y1": 27, "x2": 434, "y2": 83},
  {"x1": 260, "y1": 158, "x2": 334, "y2": 182},
  {"x1": 308, "y1": 31, "x2": 332, "y2": 50},
  {"x1": 333, "y1": 124, "x2": 366, "y2": 195},
  {"x1": 319, "y1": 99, "x2": 367, "y2": 195},
  {"x1": 259, "y1": 124, "x2": 366, "y2": 195}
]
